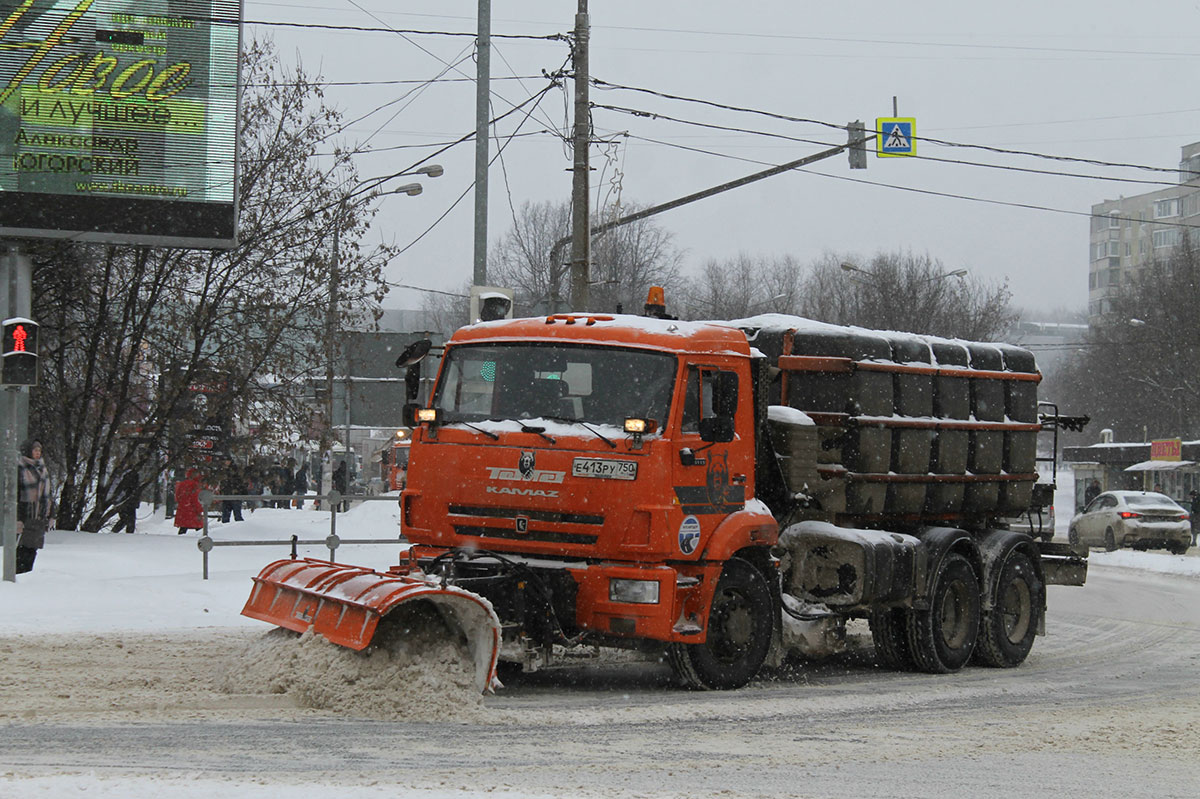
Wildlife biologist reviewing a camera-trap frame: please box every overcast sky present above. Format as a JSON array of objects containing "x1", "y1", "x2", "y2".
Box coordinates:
[{"x1": 245, "y1": 0, "x2": 1200, "y2": 316}]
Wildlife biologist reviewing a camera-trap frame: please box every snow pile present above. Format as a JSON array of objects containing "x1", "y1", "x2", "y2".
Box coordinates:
[{"x1": 220, "y1": 602, "x2": 484, "y2": 721}]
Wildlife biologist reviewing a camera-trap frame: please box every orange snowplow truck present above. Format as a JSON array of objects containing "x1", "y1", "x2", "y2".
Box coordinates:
[{"x1": 243, "y1": 290, "x2": 1087, "y2": 691}]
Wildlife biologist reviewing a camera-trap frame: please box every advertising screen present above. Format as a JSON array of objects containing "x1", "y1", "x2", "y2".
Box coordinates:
[{"x1": 0, "y1": 1, "x2": 241, "y2": 248}]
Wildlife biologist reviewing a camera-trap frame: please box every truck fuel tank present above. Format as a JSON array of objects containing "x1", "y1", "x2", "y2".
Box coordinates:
[{"x1": 774, "y1": 521, "x2": 922, "y2": 610}]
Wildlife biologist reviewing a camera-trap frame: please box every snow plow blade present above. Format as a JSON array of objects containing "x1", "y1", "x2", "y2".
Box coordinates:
[{"x1": 242, "y1": 558, "x2": 501, "y2": 693}]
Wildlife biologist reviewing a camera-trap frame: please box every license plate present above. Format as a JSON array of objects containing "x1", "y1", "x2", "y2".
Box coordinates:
[{"x1": 572, "y1": 458, "x2": 638, "y2": 480}]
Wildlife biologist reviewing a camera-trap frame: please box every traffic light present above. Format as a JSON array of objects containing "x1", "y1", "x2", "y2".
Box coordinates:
[
  {"x1": 469, "y1": 286, "x2": 514, "y2": 323},
  {"x1": 2, "y1": 317, "x2": 38, "y2": 386}
]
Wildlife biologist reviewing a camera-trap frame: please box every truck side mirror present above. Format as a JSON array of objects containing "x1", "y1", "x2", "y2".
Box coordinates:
[
  {"x1": 396, "y1": 339, "x2": 432, "y2": 403},
  {"x1": 402, "y1": 402, "x2": 421, "y2": 428},
  {"x1": 712, "y1": 371, "x2": 739, "y2": 416},
  {"x1": 699, "y1": 416, "x2": 735, "y2": 443}
]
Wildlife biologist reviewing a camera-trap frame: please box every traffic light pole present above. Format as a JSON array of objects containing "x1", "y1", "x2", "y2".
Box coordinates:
[{"x1": 1, "y1": 244, "x2": 31, "y2": 582}]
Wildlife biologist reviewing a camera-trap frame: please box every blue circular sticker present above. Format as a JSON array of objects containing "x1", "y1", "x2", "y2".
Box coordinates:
[{"x1": 678, "y1": 515, "x2": 701, "y2": 555}]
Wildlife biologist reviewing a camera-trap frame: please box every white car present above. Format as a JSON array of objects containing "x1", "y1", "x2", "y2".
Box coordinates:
[{"x1": 1068, "y1": 490, "x2": 1192, "y2": 555}]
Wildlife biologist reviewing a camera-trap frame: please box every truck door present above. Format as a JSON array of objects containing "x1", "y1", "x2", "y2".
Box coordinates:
[{"x1": 671, "y1": 365, "x2": 749, "y2": 557}]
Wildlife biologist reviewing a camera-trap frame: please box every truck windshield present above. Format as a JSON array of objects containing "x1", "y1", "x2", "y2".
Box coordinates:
[{"x1": 433, "y1": 343, "x2": 678, "y2": 430}]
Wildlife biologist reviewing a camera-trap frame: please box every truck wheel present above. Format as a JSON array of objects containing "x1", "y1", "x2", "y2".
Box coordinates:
[
  {"x1": 869, "y1": 608, "x2": 914, "y2": 670},
  {"x1": 1104, "y1": 528, "x2": 1117, "y2": 552},
  {"x1": 975, "y1": 551, "x2": 1043, "y2": 668},
  {"x1": 906, "y1": 553, "x2": 980, "y2": 674},
  {"x1": 668, "y1": 557, "x2": 774, "y2": 690}
]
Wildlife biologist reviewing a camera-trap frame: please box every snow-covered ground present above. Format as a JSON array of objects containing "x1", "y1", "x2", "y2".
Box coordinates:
[
  {"x1": 1, "y1": 466, "x2": 1197, "y2": 638},
  {"x1": 1, "y1": 471, "x2": 1197, "y2": 798}
]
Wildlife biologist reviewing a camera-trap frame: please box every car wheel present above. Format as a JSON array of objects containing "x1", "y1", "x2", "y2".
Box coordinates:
[
  {"x1": 1167, "y1": 542, "x2": 1189, "y2": 555},
  {"x1": 1067, "y1": 526, "x2": 1079, "y2": 547},
  {"x1": 1104, "y1": 528, "x2": 1117, "y2": 552}
]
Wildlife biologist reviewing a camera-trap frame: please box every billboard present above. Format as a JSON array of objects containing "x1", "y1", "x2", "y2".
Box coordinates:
[{"x1": 0, "y1": 1, "x2": 242, "y2": 248}]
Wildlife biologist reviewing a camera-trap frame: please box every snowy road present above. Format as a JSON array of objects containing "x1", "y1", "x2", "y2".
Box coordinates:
[{"x1": 3, "y1": 564, "x2": 1198, "y2": 799}]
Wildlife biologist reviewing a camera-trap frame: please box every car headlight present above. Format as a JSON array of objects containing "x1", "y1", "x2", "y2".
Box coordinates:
[{"x1": 609, "y1": 578, "x2": 660, "y2": 604}]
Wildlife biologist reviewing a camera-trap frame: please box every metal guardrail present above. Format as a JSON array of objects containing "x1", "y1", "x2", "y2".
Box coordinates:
[{"x1": 195, "y1": 490, "x2": 405, "y2": 579}]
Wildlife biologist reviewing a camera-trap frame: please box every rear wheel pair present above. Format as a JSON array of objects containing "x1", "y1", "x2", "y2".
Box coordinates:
[{"x1": 871, "y1": 550, "x2": 1041, "y2": 673}]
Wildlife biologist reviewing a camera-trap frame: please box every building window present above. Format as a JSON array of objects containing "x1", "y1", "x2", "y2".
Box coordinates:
[
  {"x1": 1106, "y1": 241, "x2": 1120, "y2": 257},
  {"x1": 1108, "y1": 212, "x2": 1120, "y2": 228},
  {"x1": 1153, "y1": 228, "x2": 1181, "y2": 249},
  {"x1": 1154, "y1": 198, "x2": 1179, "y2": 219}
]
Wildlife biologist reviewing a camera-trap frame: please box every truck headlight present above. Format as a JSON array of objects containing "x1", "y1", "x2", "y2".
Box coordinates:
[{"x1": 609, "y1": 578, "x2": 660, "y2": 604}]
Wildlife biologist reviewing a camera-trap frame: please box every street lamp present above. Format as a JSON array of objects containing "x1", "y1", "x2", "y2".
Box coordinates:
[
  {"x1": 840, "y1": 261, "x2": 968, "y2": 284},
  {"x1": 326, "y1": 167, "x2": 441, "y2": 483}
]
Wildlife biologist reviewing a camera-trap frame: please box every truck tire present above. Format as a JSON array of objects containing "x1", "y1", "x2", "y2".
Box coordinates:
[
  {"x1": 975, "y1": 551, "x2": 1043, "y2": 668},
  {"x1": 668, "y1": 557, "x2": 774, "y2": 690},
  {"x1": 869, "y1": 608, "x2": 914, "y2": 670},
  {"x1": 906, "y1": 553, "x2": 980, "y2": 673}
]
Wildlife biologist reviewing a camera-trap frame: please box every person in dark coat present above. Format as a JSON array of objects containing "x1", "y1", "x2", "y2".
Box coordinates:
[
  {"x1": 1190, "y1": 489, "x2": 1199, "y2": 547},
  {"x1": 1084, "y1": 478, "x2": 1101, "y2": 507},
  {"x1": 16, "y1": 439, "x2": 54, "y2": 574},
  {"x1": 219, "y1": 462, "x2": 246, "y2": 523},
  {"x1": 174, "y1": 469, "x2": 204, "y2": 534},
  {"x1": 110, "y1": 467, "x2": 140, "y2": 534},
  {"x1": 332, "y1": 460, "x2": 348, "y2": 513},
  {"x1": 293, "y1": 466, "x2": 309, "y2": 509}
]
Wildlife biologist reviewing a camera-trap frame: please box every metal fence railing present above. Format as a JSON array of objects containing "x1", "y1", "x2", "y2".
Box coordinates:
[{"x1": 195, "y1": 490, "x2": 405, "y2": 579}]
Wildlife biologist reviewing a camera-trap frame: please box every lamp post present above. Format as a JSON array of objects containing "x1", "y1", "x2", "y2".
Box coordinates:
[
  {"x1": 839, "y1": 261, "x2": 968, "y2": 284},
  {"x1": 326, "y1": 168, "x2": 441, "y2": 481}
]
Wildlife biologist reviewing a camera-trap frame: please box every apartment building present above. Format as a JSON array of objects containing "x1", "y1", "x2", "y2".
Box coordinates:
[{"x1": 1088, "y1": 141, "x2": 1200, "y2": 323}]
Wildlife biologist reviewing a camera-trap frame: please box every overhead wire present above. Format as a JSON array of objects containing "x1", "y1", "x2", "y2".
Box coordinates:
[
  {"x1": 590, "y1": 78, "x2": 1197, "y2": 177},
  {"x1": 593, "y1": 103, "x2": 1195, "y2": 189},
  {"x1": 612, "y1": 129, "x2": 1200, "y2": 233}
]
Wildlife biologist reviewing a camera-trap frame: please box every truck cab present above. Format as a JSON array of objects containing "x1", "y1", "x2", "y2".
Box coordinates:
[{"x1": 401, "y1": 313, "x2": 778, "y2": 684}]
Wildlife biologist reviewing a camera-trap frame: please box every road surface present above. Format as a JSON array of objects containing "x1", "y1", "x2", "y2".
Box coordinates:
[{"x1": 2, "y1": 565, "x2": 1198, "y2": 798}]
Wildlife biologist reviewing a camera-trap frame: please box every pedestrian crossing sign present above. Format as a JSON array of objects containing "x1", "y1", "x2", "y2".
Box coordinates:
[{"x1": 876, "y1": 117, "x2": 916, "y2": 157}]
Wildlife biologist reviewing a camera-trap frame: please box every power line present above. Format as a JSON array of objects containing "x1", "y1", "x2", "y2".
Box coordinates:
[
  {"x1": 591, "y1": 77, "x2": 1194, "y2": 177},
  {"x1": 613, "y1": 130, "x2": 1200, "y2": 233},
  {"x1": 594, "y1": 103, "x2": 1192, "y2": 189}
]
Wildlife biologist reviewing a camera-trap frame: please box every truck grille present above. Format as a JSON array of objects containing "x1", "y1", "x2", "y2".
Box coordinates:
[
  {"x1": 448, "y1": 504, "x2": 604, "y2": 526},
  {"x1": 453, "y1": 525, "x2": 599, "y2": 546}
]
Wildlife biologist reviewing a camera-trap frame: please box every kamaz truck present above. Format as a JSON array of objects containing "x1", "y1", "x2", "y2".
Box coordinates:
[{"x1": 243, "y1": 291, "x2": 1087, "y2": 691}]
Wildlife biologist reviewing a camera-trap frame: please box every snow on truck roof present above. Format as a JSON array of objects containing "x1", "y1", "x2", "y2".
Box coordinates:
[{"x1": 452, "y1": 313, "x2": 753, "y2": 356}]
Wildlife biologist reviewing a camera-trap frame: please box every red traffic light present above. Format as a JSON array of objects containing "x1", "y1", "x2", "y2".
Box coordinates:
[{"x1": 2, "y1": 317, "x2": 39, "y2": 386}]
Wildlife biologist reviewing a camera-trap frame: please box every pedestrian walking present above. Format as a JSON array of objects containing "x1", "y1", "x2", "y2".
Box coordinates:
[
  {"x1": 293, "y1": 465, "x2": 309, "y2": 509},
  {"x1": 1190, "y1": 489, "x2": 1199, "y2": 548},
  {"x1": 110, "y1": 467, "x2": 140, "y2": 534},
  {"x1": 219, "y1": 461, "x2": 246, "y2": 523},
  {"x1": 174, "y1": 469, "x2": 204, "y2": 534},
  {"x1": 332, "y1": 460, "x2": 348, "y2": 513},
  {"x1": 16, "y1": 438, "x2": 54, "y2": 574}
]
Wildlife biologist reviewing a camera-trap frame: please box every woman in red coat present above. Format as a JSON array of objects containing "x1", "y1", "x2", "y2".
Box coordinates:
[{"x1": 174, "y1": 469, "x2": 204, "y2": 534}]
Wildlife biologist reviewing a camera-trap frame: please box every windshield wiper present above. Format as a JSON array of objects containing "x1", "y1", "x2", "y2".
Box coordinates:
[
  {"x1": 542, "y1": 416, "x2": 617, "y2": 449},
  {"x1": 520, "y1": 424, "x2": 557, "y2": 444},
  {"x1": 455, "y1": 421, "x2": 499, "y2": 440}
]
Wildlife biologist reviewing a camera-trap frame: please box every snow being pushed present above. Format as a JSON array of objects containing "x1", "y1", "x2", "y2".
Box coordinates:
[{"x1": 220, "y1": 602, "x2": 485, "y2": 721}]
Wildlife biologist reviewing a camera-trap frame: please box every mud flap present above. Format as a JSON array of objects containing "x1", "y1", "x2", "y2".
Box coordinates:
[{"x1": 242, "y1": 558, "x2": 502, "y2": 693}]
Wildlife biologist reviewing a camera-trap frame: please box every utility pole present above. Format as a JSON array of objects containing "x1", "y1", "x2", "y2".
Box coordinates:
[
  {"x1": 568, "y1": 0, "x2": 590, "y2": 312},
  {"x1": 473, "y1": 0, "x2": 491, "y2": 287}
]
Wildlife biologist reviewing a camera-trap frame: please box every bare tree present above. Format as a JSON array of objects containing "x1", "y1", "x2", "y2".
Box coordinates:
[
  {"x1": 489, "y1": 201, "x2": 683, "y2": 315},
  {"x1": 677, "y1": 254, "x2": 802, "y2": 319},
  {"x1": 29, "y1": 41, "x2": 395, "y2": 530},
  {"x1": 1051, "y1": 241, "x2": 1200, "y2": 443},
  {"x1": 799, "y1": 251, "x2": 1016, "y2": 340}
]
